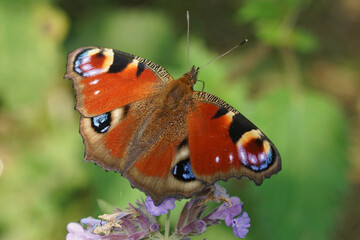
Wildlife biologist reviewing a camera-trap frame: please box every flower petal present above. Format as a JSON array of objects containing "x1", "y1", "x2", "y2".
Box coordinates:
[
  {"x1": 66, "y1": 222, "x2": 100, "y2": 240},
  {"x1": 67, "y1": 222, "x2": 85, "y2": 234},
  {"x1": 145, "y1": 196, "x2": 175, "y2": 216},
  {"x1": 80, "y1": 217, "x2": 103, "y2": 229},
  {"x1": 232, "y1": 212, "x2": 250, "y2": 238},
  {"x1": 208, "y1": 197, "x2": 243, "y2": 226}
]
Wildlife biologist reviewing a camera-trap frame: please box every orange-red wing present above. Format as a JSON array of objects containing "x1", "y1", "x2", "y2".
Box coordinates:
[
  {"x1": 187, "y1": 92, "x2": 281, "y2": 185},
  {"x1": 65, "y1": 47, "x2": 172, "y2": 117},
  {"x1": 132, "y1": 141, "x2": 176, "y2": 178},
  {"x1": 79, "y1": 104, "x2": 144, "y2": 173},
  {"x1": 187, "y1": 102, "x2": 241, "y2": 175}
]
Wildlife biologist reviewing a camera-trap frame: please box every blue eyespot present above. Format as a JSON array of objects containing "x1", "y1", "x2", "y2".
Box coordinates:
[
  {"x1": 172, "y1": 159, "x2": 195, "y2": 182},
  {"x1": 91, "y1": 112, "x2": 111, "y2": 133}
]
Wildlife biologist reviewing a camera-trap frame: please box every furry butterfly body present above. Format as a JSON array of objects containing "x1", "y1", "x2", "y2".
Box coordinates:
[{"x1": 65, "y1": 47, "x2": 281, "y2": 204}]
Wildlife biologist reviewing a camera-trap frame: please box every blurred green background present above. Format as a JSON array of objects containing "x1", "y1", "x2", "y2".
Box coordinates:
[{"x1": 1, "y1": 0, "x2": 359, "y2": 239}]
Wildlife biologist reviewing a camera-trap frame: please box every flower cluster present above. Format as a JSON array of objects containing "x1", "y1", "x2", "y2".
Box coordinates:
[
  {"x1": 66, "y1": 185, "x2": 250, "y2": 239},
  {"x1": 67, "y1": 201, "x2": 160, "y2": 240},
  {"x1": 174, "y1": 196, "x2": 250, "y2": 238}
]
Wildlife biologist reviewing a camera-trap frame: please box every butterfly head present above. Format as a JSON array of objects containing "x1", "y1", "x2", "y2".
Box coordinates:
[{"x1": 183, "y1": 65, "x2": 199, "y2": 87}]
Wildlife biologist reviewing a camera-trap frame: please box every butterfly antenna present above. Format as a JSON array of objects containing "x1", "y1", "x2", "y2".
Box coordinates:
[
  {"x1": 186, "y1": 11, "x2": 190, "y2": 72},
  {"x1": 197, "y1": 79, "x2": 205, "y2": 91},
  {"x1": 196, "y1": 39, "x2": 248, "y2": 73}
]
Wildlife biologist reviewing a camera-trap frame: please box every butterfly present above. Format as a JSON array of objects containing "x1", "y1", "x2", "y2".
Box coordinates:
[{"x1": 65, "y1": 46, "x2": 281, "y2": 205}]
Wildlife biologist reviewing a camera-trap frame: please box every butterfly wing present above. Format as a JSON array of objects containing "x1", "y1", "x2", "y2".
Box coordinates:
[
  {"x1": 65, "y1": 47, "x2": 174, "y2": 173},
  {"x1": 187, "y1": 91, "x2": 281, "y2": 185},
  {"x1": 65, "y1": 46, "x2": 173, "y2": 117}
]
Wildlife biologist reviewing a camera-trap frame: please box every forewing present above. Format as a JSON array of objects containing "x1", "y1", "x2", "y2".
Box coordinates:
[{"x1": 65, "y1": 46, "x2": 173, "y2": 117}]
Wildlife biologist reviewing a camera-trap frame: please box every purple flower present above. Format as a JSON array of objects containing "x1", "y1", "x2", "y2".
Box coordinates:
[
  {"x1": 232, "y1": 212, "x2": 250, "y2": 238},
  {"x1": 66, "y1": 222, "x2": 100, "y2": 240},
  {"x1": 175, "y1": 199, "x2": 210, "y2": 236},
  {"x1": 80, "y1": 217, "x2": 103, "y2": 229},
  {"x1": 207, "y1": 197, "x2": 243, "y2": 226},
  {"x1": 67, "y1": 200, "x2": 161, "y2": 239},
  {"x1": 145, "y1": 196, "x2": 175, "y2": 216},
  {"x1": 150, "y1": 223, "x2": 159, "y2": 232},
  {"x1": 66, "y1": 188, "x2": 251, "y2": 239},
  {"x1": 180, "y1": 220, "x2": 207, "y2": 235}
]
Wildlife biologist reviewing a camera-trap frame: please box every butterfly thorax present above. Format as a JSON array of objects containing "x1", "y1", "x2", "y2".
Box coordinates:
[{"x1": 162, "y1": 66, "x2": 198, "y2": 108}]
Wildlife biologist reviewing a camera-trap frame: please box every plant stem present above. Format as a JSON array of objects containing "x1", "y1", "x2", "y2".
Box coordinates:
[
  {"x1": 164, "y1": 211, "x2": 171, "y2": 240},
  {"x1": 152, "y1": 231, "x2": 165, "y2": 240}
]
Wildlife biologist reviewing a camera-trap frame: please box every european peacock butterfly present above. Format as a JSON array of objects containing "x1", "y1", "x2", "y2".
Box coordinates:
[{"x1": 65, "y1": 44, "x2": 281, "y2": 205}]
